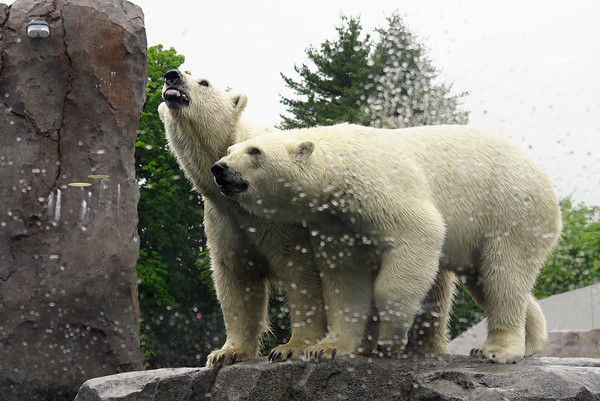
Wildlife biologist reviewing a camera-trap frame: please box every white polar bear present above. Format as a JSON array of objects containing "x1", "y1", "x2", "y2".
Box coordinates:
[
  {"x1": 212, "y1": 124, "x2": 562, "y2": 363},
  {"x1": 158, "y1": 70, "x2": 328, "y2": 367}
]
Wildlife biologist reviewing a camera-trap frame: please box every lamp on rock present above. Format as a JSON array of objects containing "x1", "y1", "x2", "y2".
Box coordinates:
[{"x1": 27, "y1": 20, "x2": 50, "y2": 38}]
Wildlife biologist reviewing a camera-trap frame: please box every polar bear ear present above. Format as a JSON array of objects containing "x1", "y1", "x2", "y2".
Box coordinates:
[
  {"x1": 289, "y1": 141, "x2": 314, "y2": 161},
  {"x1": 232, "y1": 93, "x2": 248, "y2": 113}
]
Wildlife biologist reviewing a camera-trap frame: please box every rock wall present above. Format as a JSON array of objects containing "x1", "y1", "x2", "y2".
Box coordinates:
[
  {"x1": 75, "y1": 356, "x2": 600, "y2": 401},
  {"x1": 536, "y1": 329, "x2": 600, "y2": 358},
  {"x1": 0, "y1": 0, "x2": 147, "y2": 399}
]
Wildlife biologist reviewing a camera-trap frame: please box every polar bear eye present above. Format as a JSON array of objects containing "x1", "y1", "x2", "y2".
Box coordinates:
[
  {"x1": 248, "y1": 147, "x2": 261, "y2": 156},
  {"x1": 199, "y1": 80, "x2": 209, "y2": 87}
]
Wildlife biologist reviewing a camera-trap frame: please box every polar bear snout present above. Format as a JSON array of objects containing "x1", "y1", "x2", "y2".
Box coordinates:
[
  {"x1": 211, "y1": 161, "x2": 229, "y2": 178},
  {"x1": 164, "y1": 69, "x2": 183, "y2": 86},
  {"x1": 211, "y1": 162, "x2": 249, "y2": 197},
  {"x1": 162, "y1": 69, "x2": 189, "y2": 108}
]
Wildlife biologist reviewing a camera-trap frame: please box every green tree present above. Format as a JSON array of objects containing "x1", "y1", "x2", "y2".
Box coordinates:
[
  {"x1": 280, "y1": 14, "x2": 468, "y2": 130},
  {"x1": 280, "y1": 15, "x2": 373, "y2": 128},
  {"x1": 135, "y1": 45, "x2": 222, "y2": 368},
  {"x1": 535, "y1": 198, "x2": 600, "y2": 297},
  {"x1": 363, "y1": 14, "x2": 469, "y2": 128}
]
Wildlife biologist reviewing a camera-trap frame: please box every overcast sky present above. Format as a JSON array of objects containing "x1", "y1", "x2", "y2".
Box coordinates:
[{"x1": 6, "y1": 0, "x2": 600, "y2": 205}]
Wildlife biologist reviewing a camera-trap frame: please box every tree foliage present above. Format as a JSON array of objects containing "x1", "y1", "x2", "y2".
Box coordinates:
[
  {"x1": 280, "y1": 14, "x2": 468, "y2": 129},
  {"x1": 280, "y1": 16, "x2": 372, "y2": 128},
  {"x1": 135, "y1": 45, "x2": 221, "y2": 368},
  {"x1": 535, "y1": 198, "x2": 600, "y2": 298},
  {"x1": 364, "y1": 14, "x2": 469, "y2": 128}
]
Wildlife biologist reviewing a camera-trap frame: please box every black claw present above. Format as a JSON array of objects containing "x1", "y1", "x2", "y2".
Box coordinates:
[
  {"x1": 318, "y1": 349, "x2": 324, "y2": 360},
  {"x1": 232, "y1": 354, "x2": 238, "y2": 364},
  {"x1": 331, "y1": 348, "x2": 337, "y2": 359},
  {"x1": 218, "y1": 354, "x2": 225, "y2": 364},
  {"x1": 287, "y1": 351, "x2": 293, "y2": 360}
]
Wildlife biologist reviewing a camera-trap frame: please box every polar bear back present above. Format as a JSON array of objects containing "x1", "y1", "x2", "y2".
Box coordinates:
[{"x1": 283, "y1": 124, "x2": 561, "y2": 267}]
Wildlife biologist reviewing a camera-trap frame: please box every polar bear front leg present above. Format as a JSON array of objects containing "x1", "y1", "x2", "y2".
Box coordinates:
[
  {"x1": 302, "y1": 231, "x2": 375, "y2": 362},
  {"x1": 205, "y1": 255, "x2": 270, "y2": 368},
  {"x1": 204, "y1": 204, "x2": 270, "y2": 368},
  {"x1": 268, "y1": 250, "x2": 328, "y2": 362},
  {"x1": 268, "y1": 285, "x2": 327, "y2": 362},
  {"x1": 304, "y1": 265, "x2": 374, "y2": 361}
]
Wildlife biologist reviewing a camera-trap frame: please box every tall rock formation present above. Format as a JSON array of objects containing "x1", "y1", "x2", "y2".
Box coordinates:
[{"x1": 0, "y1": 0, "x2": 147, "y2": 399}]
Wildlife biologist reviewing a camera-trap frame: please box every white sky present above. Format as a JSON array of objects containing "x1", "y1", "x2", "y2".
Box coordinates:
[{"x1": 5, "y1": 0, "x2": 600, "y2": 205}]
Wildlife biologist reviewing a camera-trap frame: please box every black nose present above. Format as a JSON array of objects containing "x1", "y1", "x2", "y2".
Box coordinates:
[
  {"x1": 164, "y1": 69, "x2": 183, "y2": 86},
  {"x1": 211, "y1": 162, "x2": 229, "y2": 177}
]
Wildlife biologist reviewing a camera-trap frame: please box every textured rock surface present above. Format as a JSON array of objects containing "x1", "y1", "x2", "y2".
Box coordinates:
[
  {"x1": 0, "y1": 0, "x2": 147, "y2": 399},
  {"x1": 75, "y1": 355, "x2": 600, "y2": 401},
  {"x1": 536, "y1": 329, "x2": 600, "y2": 358}
]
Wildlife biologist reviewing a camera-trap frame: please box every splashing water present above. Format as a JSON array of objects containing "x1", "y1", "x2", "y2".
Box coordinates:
[{"x1": 54, "y1": 190, "x2": 62, "y2": 222}]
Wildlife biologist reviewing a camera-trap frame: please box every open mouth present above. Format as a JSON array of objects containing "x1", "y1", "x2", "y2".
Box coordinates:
[
  {"x1": 213, "y1": 174, "x2": 249, "y2": 197},
  {"x1": 218, "y1": 181, "x2": 249, "y2": 197},
  {"x1": 163, "y1": 86, "x2": 190, "y2": 108}
]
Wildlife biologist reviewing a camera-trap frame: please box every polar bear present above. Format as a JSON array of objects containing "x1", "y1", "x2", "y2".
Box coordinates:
[
  {"x1": 212, "y1": 124, "x2": 562, "y2": 363},
  {"x1": 158, "y1": 70, "x2": 328, "y2": 367}
]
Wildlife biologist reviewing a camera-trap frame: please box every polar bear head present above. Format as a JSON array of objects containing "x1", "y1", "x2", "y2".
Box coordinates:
[
  {"x1": 211, "y1": 133, "x2": 316, "y2": 220},
  {"x1": 158, "y1": 69, "x2": 248, "y2": 146}
]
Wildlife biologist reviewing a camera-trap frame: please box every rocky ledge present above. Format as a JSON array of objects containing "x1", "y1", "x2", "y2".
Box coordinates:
[{"x1": 75, "y1": 355, "x2": 600, "y2": 401}]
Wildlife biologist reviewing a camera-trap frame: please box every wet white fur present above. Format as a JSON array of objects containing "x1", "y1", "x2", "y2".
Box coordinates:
[
  {"x1": 219, "y1": 124, "x2": 562, "y2": 363},
  {"x1": 158, "y1": 72, "x2": 328, "y2": 367}
]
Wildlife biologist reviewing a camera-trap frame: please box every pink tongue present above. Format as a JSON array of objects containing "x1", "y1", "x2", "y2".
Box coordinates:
[{"x1": 164, "y1": 89, "x2": 181, "y2": 98}]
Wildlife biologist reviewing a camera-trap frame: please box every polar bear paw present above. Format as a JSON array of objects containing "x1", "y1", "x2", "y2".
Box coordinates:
[
  {"x1": 268, "y1": 340, "x2": 310, "y2": 362},
  {"x1": 206, "y1": 347, "x2": 254, "y2": 368},
  {"x1": 470, "y1": 343, "x2": 524, "y2": 364},
  {"x1": 303, "y1": 343, "x2": 339, "y2": 362},
  {"x1": 301, "y1": 339, "x2": 361, "y2": 362}
]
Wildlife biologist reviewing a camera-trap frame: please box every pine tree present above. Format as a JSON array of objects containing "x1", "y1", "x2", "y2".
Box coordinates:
[
  {"x1": 363, "y1": 14, "x2": 469, "y2": 128},
  {"x1": 280, "y1": 16, "x2": 372, "y2": 128}
]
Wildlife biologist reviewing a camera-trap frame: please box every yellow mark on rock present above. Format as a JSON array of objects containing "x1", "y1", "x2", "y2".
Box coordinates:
[{"x1": 68, "y1": 182, "x2": 92, "y2": 187}]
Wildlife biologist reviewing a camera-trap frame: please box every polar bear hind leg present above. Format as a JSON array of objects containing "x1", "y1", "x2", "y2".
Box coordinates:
[
  {"x1": 524, "y1": 294, "x2": 547, "y2": 356},
  {"x1": 375, "y1": 228, "x2": 443, "y2": 354},
  {"x1": 406, "y1": 269, "x2": 457, "y2": 354},
  {"x1": 466, "y1": 237, "x2": 544, "y2": 363}
]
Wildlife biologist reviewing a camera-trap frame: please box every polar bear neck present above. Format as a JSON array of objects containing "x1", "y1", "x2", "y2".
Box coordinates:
[{"x1": 166, "y1": 113, "x2": 275, "y2": 199}]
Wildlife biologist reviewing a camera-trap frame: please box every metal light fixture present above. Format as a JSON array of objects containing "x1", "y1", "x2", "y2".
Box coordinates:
[{"x1": 27, "y1": 20, "x2": 50, "y2": 39}]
